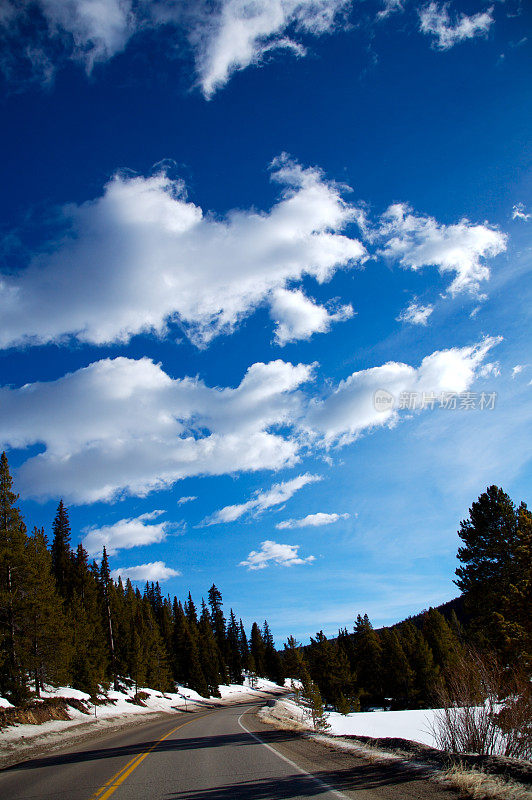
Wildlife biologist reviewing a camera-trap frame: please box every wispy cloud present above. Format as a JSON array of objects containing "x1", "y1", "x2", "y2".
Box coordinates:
[
  {"x1": 177, "y1": 495, "x2": 197, "y2": 505},
  {"x1": 203, "y1": 473, "x2": 322, "y2": 525},
  {"x1": 270, "y1": 288, "x2": 354, "y2": 346},
  {"x1": 276, "y1": 512, "x2": 349, "y2": 529},
  {"x1": 512, "y1": 203, "x2": 531, "y2": 221},
  {"x1": 396, "y1": 300, "x2": 434, "y2": 326},
  {"x1": 239, "y1": 540, "x2": 315, "y2": 570},
  {"x1": 419, "y1": 2, "x2": 494, "y2": 50}
]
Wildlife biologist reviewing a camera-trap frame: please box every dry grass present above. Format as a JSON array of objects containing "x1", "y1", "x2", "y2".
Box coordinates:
[{"x1": 438, "y1": 764, "x2": 532, "y2": 800}]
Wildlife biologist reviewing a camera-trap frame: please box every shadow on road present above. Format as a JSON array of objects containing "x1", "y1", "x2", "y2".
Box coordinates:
[
  {"x1": 2, "y1": 728, "x2": 302, "y2": 772},
  {"x1": 165, "y1": 762, "x2": 434, "y2": 799}
]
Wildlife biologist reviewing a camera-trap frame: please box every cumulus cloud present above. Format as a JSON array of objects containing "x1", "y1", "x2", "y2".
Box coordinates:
[
  {"x1": 303, "y1": 335, "x2": 501, "y2": 446},
  {"x1": 187, "y1": 0, "x2": 352, "y2": 98},
  {"x1": 83, "y1": 510, "x2": 169, "y2": 556},
  {"x1": 419, "y1": 2, "x2": 494, "y2": 50},
  {"x1": 269, "y1": 288, "x2": 354, "y2": 345},
  {"x1": 512, "y1": 203, "x2": 531, "y2": 221},
  {"x1": 0, "y1": 157, "x2": 365, "y2": 350},
  {"x1": 203, "y1": 473, "x2": 321, "y2": 525},
  {"x1": 396, "y1": 300, "x2": 434, "y2": 326},
  {"x1": 239, "y1": 539, "x2": 315, "y2": 570},
  {"x1": 276, "y1": 511, "x2": 349, "y2": 529},
  {"x1": 110, "y1": 561, "x2": 180, "y2": 582},
  {"x1": 0, "y1": 338, "x2": 499, "y2": 503},
  {"x1": 0, "y1": 356, "x2": 313, "y2": 503},
  {"x1": 378, "y1": 203, "x2": 507, "y2": 295}
]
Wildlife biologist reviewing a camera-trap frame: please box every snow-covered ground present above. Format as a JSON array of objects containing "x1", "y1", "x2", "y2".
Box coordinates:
[
  {"x1": 0, "y1": 677, "x2": 282, "y2": 751},
  {"x1": 265, "y1": 697, "x2": 441, "y2": 747}
]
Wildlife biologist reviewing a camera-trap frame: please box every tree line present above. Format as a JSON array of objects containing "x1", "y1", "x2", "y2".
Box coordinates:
[{"x1": 0, "y1": 452, "x2": 283, "y2": 704}]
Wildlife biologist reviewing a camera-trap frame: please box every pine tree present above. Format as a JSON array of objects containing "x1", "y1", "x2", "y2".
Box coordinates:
[
  {"x1": 226, "y1": 610, "x2": 242, "y2": 683},
  {"x1": 494, "y1": 503, "x2": 532, "y2": 671},
  {"x1": 99, "y1": 547, "x2": 118, "y2": 690},
  {"x1": 0, "y1": 453, "x2": 30, "y2": 703},
  {"x1": 422, "y1": 608, "x2": 463, "y2": 675},
  {"x1": 208, "y1": 584, "x2": 228, "y2": 678},
  {"x1": 198, "y1": 601, "x2": 222, "y2": 696},
  {"x1": 302, "y1": 679, "x2": 330, "y2": 732},
  {"x1": 250, "y1": 622, "x2": 266, "y2": 676},
  {"x1": 26, "y1": 527, "x2": 70, "y2": 694},
  {"x1": 51, "y1": 500, "x2": 73, "y2": 599},
  {"x1": 399, "y1": 622, "x2": 439, "y2": 708},
  {"x1": 380, "y1": 628, "x2": 414, "y2": 708},
  {"x1": 69, "y1": 545, "x2": 108, "y2": 696},
  {"x1": 238, "y1": 619, "x2": 252, "y2": 672},
  {"x1": 455, "y1": 486, "x2": 520, "y2": 645},
  {"x1": 172, "y1": 599, "x2": 208, "y2": 696},
  {"x1": 263, "y1": 620, "x2": 283, "y2": 684},
  {"x1": 353, "y1": 614, "x2": 383, "y2": 706}
]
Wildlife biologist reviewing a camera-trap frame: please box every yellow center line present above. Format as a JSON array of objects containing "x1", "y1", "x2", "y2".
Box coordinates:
[{"x1": 89, "y1": 710, "x2": 219, "y2": 800}]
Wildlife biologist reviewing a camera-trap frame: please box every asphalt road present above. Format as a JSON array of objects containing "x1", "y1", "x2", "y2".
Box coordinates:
[{"x1": 0, "y1": 702, "x2": 456, "y2": 800}]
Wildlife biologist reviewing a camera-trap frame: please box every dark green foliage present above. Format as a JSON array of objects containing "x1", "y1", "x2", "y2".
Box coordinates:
[
  {"x1": 353, "y1": 614, "x2": 383, "y2": 706},
  {"x1": 51, "y1": 500, "x2": 72, "y2": 599},
  {"x1": 250, "y1": 622, "x2": 266, "y2": 676},
  {"x1": 308, "y1": 630, "x2": 356, "y2": 710},
  {"x1": 226, "y1": 609, "x2": 242, "y2": 683},
  {"x1": 0, "y1": 452, "x2": 30, "y2": 703},
  {"x1": 263, "y1": 620, "x2": 284, "y2": 684}
]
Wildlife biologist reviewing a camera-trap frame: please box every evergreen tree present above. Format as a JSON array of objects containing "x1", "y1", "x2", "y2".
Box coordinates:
[
  {"x1": 172, "y1": 600, "x2": 208, "y2": 696},
  {"x1": 208, "y1": 584, "x2": 228, "y2": 680},
  {"x1": 422, "y1": 608, "x2": 463, "y2": 675},
  {"x1": 398, "y1": 622, "x2": 439, "y2": 708},
  {"x1": 353, "y1": 614, "x2": 383, "y2": 706},
  {"x1": 379, "y1": 628, "x2": 414, "y2": 709},
  {"x1": 99, "y1": 547, "x2": 118, "y2": 690},
  {"x1": 26, "y1": 527, "x2": 70, "y2": 694},
  {"x1": 0, "y1": 453, "x2": 30, "y2": 702},
  {"x1": 238, "y1": 619, "x2": 252, "y2": 672},
  {"x1": 494, "y1": 503, "x2": 532, "y2": 671},
  {"x1": 198, "y1": 601, "x2": 222, "y2": 696},
  {"x1": 263, "y1": 620, "x2": 284, "y2": 684},
  {"x1": 308, "y1": 631, "x2": 356, "y2": 709},
  {"x1": 51, "y1": 500, "x2": 73, "y2": 599},
  {"x1": 226, "y1": 609, "x2": 242, "y2": 683},
  {"x1": 455, "y1": 486, "x2": 519, "y2": 644},
  {"x1": 69, "y1": 544, "x2": 108, "y2": 696},
  {"x1": 250, "y1": 622, "x2": 266, "y2": 676}
]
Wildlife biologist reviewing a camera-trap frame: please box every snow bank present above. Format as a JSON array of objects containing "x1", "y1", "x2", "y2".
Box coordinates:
[
  {"x1": 0, "y1": 677, "x2": 284, "y2": 749},
  {"x1": 264, "y1": 698, "x2": 440, "y2": 747}
]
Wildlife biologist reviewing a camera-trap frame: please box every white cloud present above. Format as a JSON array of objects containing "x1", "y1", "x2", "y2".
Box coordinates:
[
  {"x1": 0, "y1": 157, "x2": 365, "y2": 350},
  {"x1": 512, "y1": 203, "x2": 531, "y2": 221},
  {"x1": 396, "y1": 300, "x2": 433, "y2": 326},
  {"x1": 0, "y1": 0, "x2": 135, "y2": 80},
  {"x1": 0, "y1": 356, "x2": 313, "y2": 503},
  {"x1": 239, "y1": 539, "x2": 315, "y2": 570},
  {"x1": 187, "y1": 0, "x2": 352, "y2": 99},
  {"x1": 177, "y1": 495, "x2": 197, "y2": 505},
  {"x1": 269, "y1": 288, "x2": 354, "y2": 345},
  {"x1": 0, "y1": 338, "x2": 499, "y2": 504},
  {"x1": 478, "y1": 361, "x2": 500, "y2": 378},
  {"x1": 276, "y1": 511, "x2": 349, "y2": 529},
  {"x1": 378, "y1": 203, "x2": 507, "y2": 295},
  {"x1": 110, "y1": 561, "x2": 180, "y2": 582},
  {"x1": 303, "y1": 335, "x2": 501, "y2": 446},
  {"x1": 203, "y1": 473, "x2": 321, "y2": 525},
  {"x1": 82, "y1": 510, "x2": 168, "y2": 557},
  {"x1": 376, "y1": 0, "x2": 404, "y2": 21},
  {"x1": 419, "y1": 2, "x2": 494, "y2": 50}
]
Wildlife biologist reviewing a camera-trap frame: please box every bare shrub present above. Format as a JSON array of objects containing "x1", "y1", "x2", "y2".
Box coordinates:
[{"x1": 431, "y1": 649, "x2": 532, "y2": 759}]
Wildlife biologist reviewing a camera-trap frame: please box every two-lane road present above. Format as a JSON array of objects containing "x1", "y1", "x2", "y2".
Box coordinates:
[{"x1": 0, "y1": 702, "x2": 456, "y2": 800}]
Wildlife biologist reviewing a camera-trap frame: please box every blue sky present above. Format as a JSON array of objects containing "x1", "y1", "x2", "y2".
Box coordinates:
[{"x1": 0, "y1": 0, "x2": 530, "y2": 644}]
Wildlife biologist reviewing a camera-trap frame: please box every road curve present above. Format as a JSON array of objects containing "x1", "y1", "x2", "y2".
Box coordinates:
[{"x1": 0, "y1": 701, "x2": 456, "y2": 800}]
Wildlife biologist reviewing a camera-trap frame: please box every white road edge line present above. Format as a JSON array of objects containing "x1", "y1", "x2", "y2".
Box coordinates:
[{"x1": 237, "y1": 709, "x2": 351, "y2": 800}]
